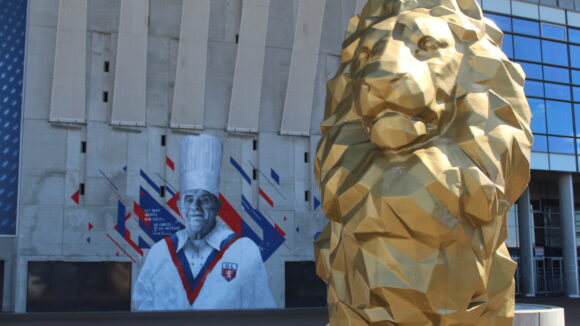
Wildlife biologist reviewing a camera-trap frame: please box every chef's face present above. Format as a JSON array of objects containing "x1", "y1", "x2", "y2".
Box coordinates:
[{"x1": 179, "y1": 189, "x2": 221, "y2": 240}]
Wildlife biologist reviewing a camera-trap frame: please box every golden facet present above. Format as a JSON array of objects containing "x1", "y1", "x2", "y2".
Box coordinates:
[{"x1": 314, "y1": 0, "x2": 533, "y2": 325}]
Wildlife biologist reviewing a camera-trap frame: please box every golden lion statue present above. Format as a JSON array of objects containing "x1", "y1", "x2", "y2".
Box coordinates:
[{"x1": 314, "y1": 0, "x2": 533, "y2": 325}]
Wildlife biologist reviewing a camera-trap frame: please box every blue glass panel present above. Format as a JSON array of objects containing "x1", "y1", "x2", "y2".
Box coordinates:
[
  {"x1": 0, "y1": 0, "x2": 26, "y2": 235},
  {"x1": 569, "y1": 28, "x2": 580, "y2": 44},
  {"x1": 503, "y1": 34, "x2": 513, "y2": 58},
  {"x1": 525, "y1": 80, "x2": 544, "y2": 97},
  {"x1": 542, "y1": 23, "x2": 566, "y2": 40},
  {"x1": 545, "y1": 83, "x2": 571, "y2": 101},
  {"x1": 486, "y1": 14, "x2": 512, "y2": 32},
  {"x1": 518, "y1": 61, "x2": 542, "y2": 79},
  {"x1": 576, "y1": 104, "x2": 580, "y2": 137},
  {"x1": 546, "y1": 100, "x2": 573, "y2": 136},
  {"x1": 513, "y1": 18, "x2": 540, "y2": 36},
  {"x1": 573, "y1": 70, "x2": 580, "y2": 85},
  {"x1": 574, "y1": 87, "x2": 580, "y2": 102},
  {"x1": 543, "y1": 66, "x2": 569, "y2": 83},
  {"x1": 549, "y1": 137, "x2": 575, "y2": 154},
  {"x1": 571, "y1": 45, "x2": 580, "y2": 68},
  {"x1": 532, "y1": 135, "x2": 548, "y2": 152},
  {"x1": 529, "y1": 98, "x2": 546, "y2": 133},
  {"x1": 514, "y1": 36, "x2": 541, "y2": 62},
  {"x1": 541, "y1": 41, "x2": 568, "y2": 66}
]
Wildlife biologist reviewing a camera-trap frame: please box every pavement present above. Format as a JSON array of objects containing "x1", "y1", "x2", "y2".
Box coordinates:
[{"x1": 518, "y1": 296, "x2": 580, "y2": 325}]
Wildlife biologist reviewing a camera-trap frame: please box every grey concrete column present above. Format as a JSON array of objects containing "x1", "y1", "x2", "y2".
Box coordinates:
[
  {"x1": 558, "y1": 173, "x2": 580, "y2": 298},
  {"x1": 517, "y1": 187, "x2": 536, "y2": 297}
]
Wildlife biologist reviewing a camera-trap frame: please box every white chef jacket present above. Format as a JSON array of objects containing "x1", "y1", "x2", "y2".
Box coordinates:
[{"x1": 133, "y1": 225, "x2": 276, "y2": 311}]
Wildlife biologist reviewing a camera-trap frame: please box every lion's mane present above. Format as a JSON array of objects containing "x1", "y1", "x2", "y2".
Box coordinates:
[{"x1": 314, "y1": 0, "x2": 532, "y2": 325}]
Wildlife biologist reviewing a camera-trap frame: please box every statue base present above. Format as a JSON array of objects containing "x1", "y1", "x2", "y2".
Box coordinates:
[{"x1": 515, "y1": 304, "x2": 565, "y2": 326}]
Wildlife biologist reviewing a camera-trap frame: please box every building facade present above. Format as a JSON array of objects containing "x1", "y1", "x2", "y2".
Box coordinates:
[{"x1": 1, "y1": 0, "x2": 580, "y2": 313}]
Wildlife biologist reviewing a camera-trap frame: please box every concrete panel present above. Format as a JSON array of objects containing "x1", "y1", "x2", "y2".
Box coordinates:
[
  {"x1": 87, "y1": 32, "x2": 113, "y2": 123},
  {"x1": 257, "y1": 133, "x2": 296, "y2": 211},
  {"x1": 18, "y1": 205, "x2": 65, "y2": 256},
  {"x1": 19, "y1": 175, "x2": 65, "y2": 206},
  {"x1": 482, "y1": 0, "x2": 511, "y2": 14},
  {"x1": 310, "y1": 54, "x2": 337, "y2": 135},
  {"x1": 356, "y1": 0, "x2": 366, "y2": 13},
  {"x1": 28, "y1": 0, "x2": 59, "y2": 28},
  {"x1": 111, "y1": 0, "x2": 149, "y2": 126},
  {"x1": 539, "y1": 5, "x2": 566, "y2": 24},
  {"x1": 205, "y1": 42, "x2": 237, "y2": 130},
  {"x1": 86, "y1": 122, "x2": 129, "y2": 179},
  {"x1": 550, "y1": 154, "x2": 576, "y2": 171},
  {"x1": 531, "y1": 152, "x2": 550, "y2": 170},
  {"x1": 258, "y1": 47, "x2": 292, "y2": 133},
  {"x1": 320, "y1": 0, "x2": 343, "y2": 56},
  {"x1": 208, "y1": 0, "x2": 242, "y2": 44},
  {"x1": 48, "y1": 0, "x2": 87, "y2": 124},
  {"x1": 170, "y1": 0, "x2": 211, "y2": 130},
  {"x1": 149, "y1": 0, "x2": 181, "y2": 38},
  {"x1": 227, "y1": 0, "x2": 270, "y2": 133},
  {"x1": 87, "y1": 0, "x2": 120, "y2": 33},
  {"x1": 511, "y1": 1, "x2": 539, "y2": 20},
  {"x1": 280, "y1": 0, "x2": 326, "y2": 136},
  {"x1": 20, "y1": 120, "x2": 67, "y2": 176},
  {"x1": 265, "y1": 0, "x2": 296, "y2": 49},
  {"x1": 23, "y1": 26, "x2": 57, "y2": 121}
]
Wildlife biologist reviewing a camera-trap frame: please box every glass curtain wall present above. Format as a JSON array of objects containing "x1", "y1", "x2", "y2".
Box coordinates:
[{"x1": 485, "y1": 12, "x2": 580, "y2": 172}]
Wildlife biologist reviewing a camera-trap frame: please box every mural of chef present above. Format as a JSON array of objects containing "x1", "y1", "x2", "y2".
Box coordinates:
[{"x1": 133, "y1": 134, "x2": 276, "y2": 310}]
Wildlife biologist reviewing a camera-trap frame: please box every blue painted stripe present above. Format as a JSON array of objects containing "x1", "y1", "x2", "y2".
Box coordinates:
[
  {"x1": 230, "y1": 157, "x2": 252, "y2": 185},
  {"x1": 155, "y1": 172, "x2": 177, "y2": 196},
  {"x1": 271, "y1": 169, "x2": 280, "y2": 185},
  {"x1": 99, "y1": 169, "x2": 120, "y2": 191},
  {"x1": 140, "y1": 169, "x2": 161, "y2": 195}
]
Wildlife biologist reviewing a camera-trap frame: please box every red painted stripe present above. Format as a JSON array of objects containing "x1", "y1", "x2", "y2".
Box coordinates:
[
  {"x1": 274, "y1": 224, "x2": 286, "y2": 237},
  {"x1": 165, "y1": 237, "x2": 194, "y2": 302},
  {"x1": 189, "y1": 235, "x2": 241, "y2": 303},
  {"x1": 133, "y1": 202, "x2": 151, "y2": 227},
  {"x1": 123, "y1": 229, "x2": 144, "y2": 256},
  {"x1": 218, "y1": 194, "x2": 242, "y2": 235},
  {"x1": 166, "y1": 156, "x2": 175, "y2": 171},
  {"x1": 107, "y1": 234, "x2": 137, "y2": 263},
  {"x1": 71, "y1": 190, "x2": 80, "y2": 205},
  {"x1": 258, "y1": 188, "x2": 274, "y2": 208}
]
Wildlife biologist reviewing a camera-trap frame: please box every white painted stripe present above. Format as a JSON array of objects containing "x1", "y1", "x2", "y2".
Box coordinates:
[
  {"x1": 280, "y1": 0, "x2": 326, "y2": 136},
  {"x1": 49, "y1": 0, "x2": 87, "y2": 124},
  {"x1": 111, "y1": 0, "x2": 149, "y2": 127},
  {"x1": 227, "y1": 0, "x2": 270, "y2": 133},
  {"x1": 170, "y1": 0, "x2": 211, "y2": 130}
]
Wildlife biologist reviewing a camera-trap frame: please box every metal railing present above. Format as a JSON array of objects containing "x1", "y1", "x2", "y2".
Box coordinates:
[{"x1": 513, "y1": 256, "x2": 565, "y2": 295}]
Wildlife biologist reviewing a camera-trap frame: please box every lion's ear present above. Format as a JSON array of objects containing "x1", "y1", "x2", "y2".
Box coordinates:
[
  {"x1": 483, "y1": 18, "x2": 504, "y2": 48},
  {"x1": 456, "y1": 0, "x2": 482, "y2": 20}
]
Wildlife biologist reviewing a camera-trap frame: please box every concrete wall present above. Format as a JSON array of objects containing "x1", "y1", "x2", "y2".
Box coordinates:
[{"x1": 9, "y1": 0, "x2": 363, "y2": 312}]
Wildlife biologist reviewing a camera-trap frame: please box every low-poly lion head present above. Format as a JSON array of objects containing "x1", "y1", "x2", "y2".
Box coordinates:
[{"x1": 314, "y1": 0, "x2": 533, "y2": 324}]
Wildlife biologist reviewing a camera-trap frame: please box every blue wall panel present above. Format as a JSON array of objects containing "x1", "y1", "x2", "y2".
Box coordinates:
[{"x1": 0, "y1": 0, "x2": 26, "y2": 235}]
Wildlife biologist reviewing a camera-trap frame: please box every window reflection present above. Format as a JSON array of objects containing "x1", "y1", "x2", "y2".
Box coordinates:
[
  {"x1": 542, "y1": 23, "x2": 566, "y2": 40},
  {"x1": 546, "y1": 100, "x2": 574, "y2": 136},
  {"x1": 571, "y1": 45, "x2": 580, "y2": 68},
  {"x1": 541, "y1": 40, "x2": 568, "y2": 66},
  {"x1": 525, "y1": 81, "x2": 544, "y2": 97},
  {"x1": 545, "y1": 83, "x2": 571, "y2": 101},
  {"x1": 518, "y1": 61, "x2": 543, "y2": 79},
  {"x1": 486, "y1": 14, "x2": 512, "y2": 32},
  {"x1": 575, "y1": 104, "x2": 580, "y2": 137},
  {"x1": 513, "y1": 36, "x2": 541, "y2": 62},
  {"x1": 574, "y1": 87, "x2": 580, "y2": 102},
  {"x1": 513, "y1": 18, "x2": 540, "y2": 36},
  {"x1": 549, "y1": 136, "x2": 575, "y2": 154},
  {"x1": 543, "y1": 66, "x2": 569, "y2": 83},
  {"x1": 569, "y1": 28, "x2": 580, "y2": 44},
  {"x1": 573, "y1": 70, "x2": 580, "y2": 85},
  {"x1": 503, "y1": 34, "x2": 514, "y2": 58},
  {"x1": 529, "y1": 98, "x2": 547, "y2": 133},
  {"x1": 532, "y1": 135, "x2": 548, "y2": 152}
]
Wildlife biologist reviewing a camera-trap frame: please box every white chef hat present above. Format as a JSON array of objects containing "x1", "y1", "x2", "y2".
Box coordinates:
[{"x1": 179, "y1": 134, "x2": 223, "y2": 197}]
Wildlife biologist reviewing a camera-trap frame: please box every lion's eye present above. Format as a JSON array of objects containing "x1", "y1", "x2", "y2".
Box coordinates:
[
  {"x1": 358, "y1": 47, "x2": 371, "y2": 63},
  {"x1": 418, "y1": 36, "x2": 447, "y2": 51}
]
